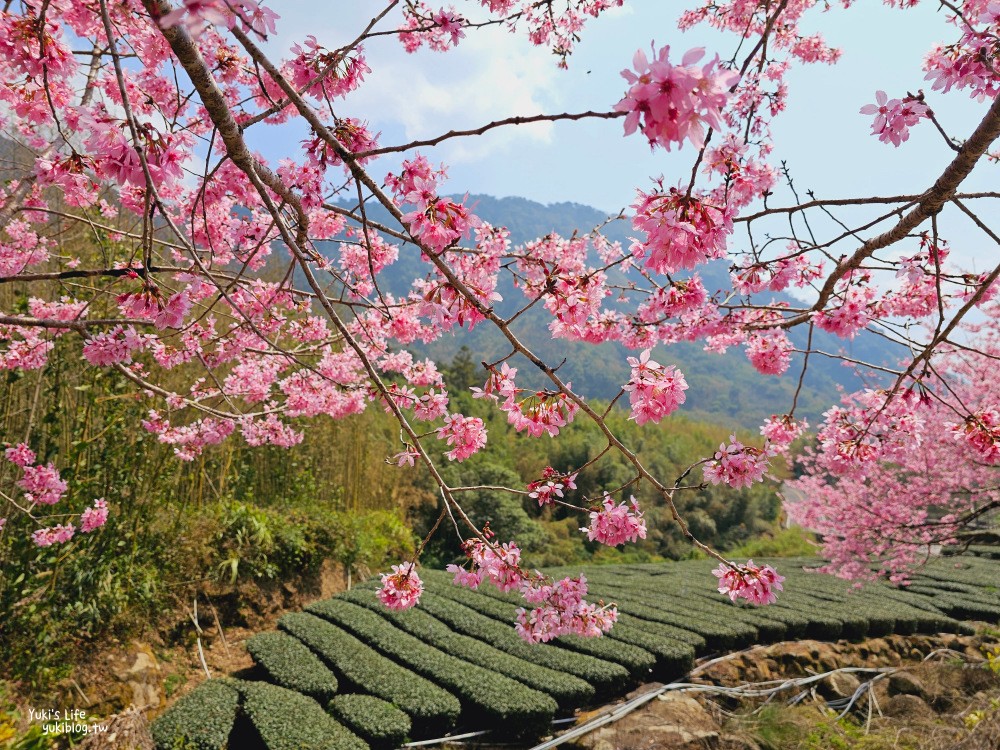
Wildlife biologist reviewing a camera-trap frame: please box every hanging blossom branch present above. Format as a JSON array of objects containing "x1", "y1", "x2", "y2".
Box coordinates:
[{"x1": 1, "y1": 0, "x2": 1000, "y2": 640}]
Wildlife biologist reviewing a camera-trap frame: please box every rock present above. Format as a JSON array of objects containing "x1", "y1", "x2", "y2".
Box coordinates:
[
  {"x1": 575, "y1": 693, "x2": 721, "y2": 750},
  {"x1": 112, "y1": 644, "x2": 163, "y2": 711},
  {"x1": 76, "y1": 706, "x2": 154, "y2": 750},
  {"x1": 882, "y1": 693, "x2": 930, "y2": 719},
  {"x1": 822, "y1": 671, "x2": 861, "y2": 700},
  {"x1": 888, "y1": 671, "x2": 926, "y2": 697}
]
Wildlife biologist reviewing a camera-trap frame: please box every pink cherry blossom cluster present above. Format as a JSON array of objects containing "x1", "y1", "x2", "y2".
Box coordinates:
[
  {"x1": 703, "y1": 436, "x2": 773, "y2": 489},
  {"x1": 338, "y1": 230, "x2": 400, "y2": 298},
  {"x1": 815, "y1": 388, "x2": 926, "y2": 477},
  {"x1": 631, "y1": 184, "x2": 733, "y2": 274},
  {"x1": 447, "y1": 537, "x2": 524, "y2": 592},
  {"x1": 713, "y1": 560, "x2": 784, "y2": 605},
  {"x1": 287, "y1": 37, "x2": 369, "y2": 102},
  {"x1": 82, "y1": 326, "x2": 151, "y2": 367},
  {"x1": 744, "y1": 328, "x2": 793, "y2": 376},
  {"x1": 731, "y1": 253, "x2": 823, "y2": 296},
  {"x1": 624, "y1": 349, "x2": 689, "y2": 425},
  {"x1": 702, "y1": 134, "x2": 777, "y2": 210},
  {"x1": 160, "y1": 0, "x2": 279, "y2": 40},
  {"x1": 5, "y1": 445, "x2": 110, "y2": 546},
  {"x1": 445, "y1": 536, "x2": 617, "y2": 642},
  {"x1": 80, "y1": 498, "x2": 110, "y2": 533},
  {"x1": 761, "y1": 414, "x2": 807, "y2": 449},
  {"x1": 527, "y1": 467, "x2": 578, "y2": 506},
  {"x1": 398, "y1": 0, "x2": 623, "y2": 64},
  {"x1": 32, "y1": 524, "x2": 76, "y2": 548},
  {"x1": 636, "y1": 277, "x2": 709, "y2": 324},
  {"x1": 387, "y1": 155, "x2": 479, "y2": 254},
  {"x1": 952, "y1": 409, "x2": 1000, "y2": 464},
  {"x1": 141, "y1": 411, "x2": 238, "y2": 461},
  {"x1": 859, "y1": 91, "x2": 929, "y2": 146},
  {"x1": 515, "y1": 575, "x2": 618, "y2": 643},
  {"x1": 399, "y1": 3, "x2": 467, "y2": 52},
  {"x1": 923, "y1": 4, "x2": 1000, "y2": 102},
  {"x1": 118, "y1": 285, "x2": 192, "y2": 330},
  {"x1": 435, "y1": 413, "x2": 488, "y2": 461},
  {"x1": 813, "y1": 276, "x2": 878, "y2": 339},
  {"x1": 0, "y1": 219, "x2": 50, "y2": 277},
  {"x1": 473, "y1": 363, "x2": 580, "y2": 437},
  {"x1": 377, "y1": 564, "x2": 424, "y2": 610},
  {"x1": 583, "y1": 494, "x2": 647, "y2": 547},
  {"x1": 17, "y1": 462, "x2": 69, "y2": 506},
  {"x1": 615, "y1": 45, "x2": 739, "y2": 151}
]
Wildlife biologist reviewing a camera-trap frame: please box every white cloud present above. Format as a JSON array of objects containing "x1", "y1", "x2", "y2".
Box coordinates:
[{"x1": 266, "y1": 4, "x2": 561, "y2": 164}]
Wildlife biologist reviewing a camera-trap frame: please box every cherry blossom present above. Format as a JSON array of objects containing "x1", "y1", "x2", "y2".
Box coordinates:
[
  {"x1": 624, "y1": 350, "x2": 688, "y2": 425},
  {"x1": 377, "y1": 564, "x2": 424, "y2": 610},
  {"x1": 1, "y1": 0, "x2": 999, "y2": 632},
  {"x1": 703, "y1": 436, "x2": 772, "y2": 489},
  {"x1": 32, "y1": 524, "x2": 76, "y2": 548},
  {"x1": 436, "y1": 413, "x2": 488, "y2": 461},
  {"x1": 713, "y1": 560, "x2": 784, "y2": 605},
  {"x1": 616, "y1": 44, "x2": 739, "y2": 151},
  {"x1": 860, "y1": 91, "x2": 930, "y2": 146},
  {"x1": 80, "y1": 499, "x2": 110, "y2": 533},
  {"x1": 583, "y1": 494, "x2": 647, "y2": 547}
]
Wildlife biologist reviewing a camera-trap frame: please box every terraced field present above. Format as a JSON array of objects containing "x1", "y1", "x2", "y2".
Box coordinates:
[{"x1": 151, "y1": 556, "x2": 999, "y2": 749}]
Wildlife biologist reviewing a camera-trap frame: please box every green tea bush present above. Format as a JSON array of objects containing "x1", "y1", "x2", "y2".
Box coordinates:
[
  {"x1": 423, "y1": 577, "x2": 656, "y2": 678},
  {"x1": 418, "y1": 590, "x2": 630, "y2": 699},
  {"x1": 245, "y1": 631, "x2": 338, "y2": 702},
  {"x1": 327, "y1": 694, "x2": 411, "y2": 750},
  {"x1": 238, "y1": 680, "x2": 367, "y2": 750},
  {"x1": 553, "y1": 633, "x2": 656, "y2": 678},
  {"x1": 616, "y1": 612, "x2": 708, "y2": 650},
  {"x1": 307, "y1": 599, "x2": 557, "y2": 737},
  {"x1": 151, "y1": 679, "x2": 239, "y2": 750},
  {"x1": 600, "y1": 623, "x2": 695, "y2": 679},
  {"x1": 278, "y1": 612, "x2": 460, "y2": 736},
  {"x1": 335, "y1": 588, "x2": 594, "y2": 708}
]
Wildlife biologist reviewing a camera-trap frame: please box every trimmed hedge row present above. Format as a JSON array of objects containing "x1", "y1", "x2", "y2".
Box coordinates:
[
  {"x1": 582, "y1": 584, "x2": 759, "y2": 652},
  {"x1": 278, "y1": 612, "x2": 460, "y2": 737},
  {"x1": 151, "y1": 679, "x2": 240, "y2": 750},
  {"x1": 237, "y1": 680, "x2": 368, "y2": 750},
  {"x1": 417, "y1": 590, "x2": 631, "y2": 699},
  {"x1": 425, "y1": 577, "x2": 657, "y2": 678},
  {"x1": 616, "y1": 612, "x2": 708, "y2": 650},
  {"x1": 245, "y1": 631, "x2": 338, "y2": 702},
  {"x1": 924, "y1": 596, "x2": 1000, "y2": 622},
  {"x1": 597, "y1": 621, "x2": 695, "y2": 679},
  {"x1": 335, "y1": 587, "x2": 595, "y2": 708},
  {"x1": 307, "y1": 598, "x2": 558, "y2": 738},
  {"x1": 328, "y1": 695, "x2": 411, "y2": 750}
]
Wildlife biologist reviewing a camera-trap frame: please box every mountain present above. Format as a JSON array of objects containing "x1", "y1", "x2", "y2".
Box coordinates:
[{"x1": 318, "y1": 195, "x2": 901, "y2": 429}]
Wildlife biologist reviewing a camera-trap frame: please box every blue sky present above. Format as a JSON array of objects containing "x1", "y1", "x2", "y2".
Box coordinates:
[{"x1": 250, "y1": 1, "x2": 997, "y2": 275}]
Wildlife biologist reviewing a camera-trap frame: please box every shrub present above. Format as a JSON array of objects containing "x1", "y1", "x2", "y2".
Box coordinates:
[
  {"x1": 237, "y1": 680, "x2": 367, "y2": 750},
  {"x1": 335, "y1": 587, "x2": 594, "y2": 709},
  {"x1": 278, "y1": 612, "x2": 460, "y2": 737},
  {"x1": 328, "y1": 694, "x2": 411, "y2": 750},
  {"x1": 418, "y1": 590, "x2": 630, "y2": 700},
  {"x1": 151, "y1": 679, "x2": 239, "y2": 750},
  {"x1": 574, "y1": 577, "x2": 760, "y2": 650},
  {"x1": 616, "y1": 612, "x2": 708, "y2": 650},
  {"x1": 553, "y1": 633, "x2": 656, "y2": 679},
  {"x1": 307, "y1": 599, "x2": 557, "y2": 737},
  {"x1": 424, "y1": 576, "x2": 656, "y2": 678},
  {"x1": 245, "y1": 631, "x2": 338, "y2": 702},
  {"x1": 600, "y1": 623, "x2": 695, "y2": 680}
]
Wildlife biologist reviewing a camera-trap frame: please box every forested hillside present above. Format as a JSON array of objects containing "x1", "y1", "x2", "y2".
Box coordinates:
[{"x1": 324, "y1": 195, "x2": 900, "y2": 427}]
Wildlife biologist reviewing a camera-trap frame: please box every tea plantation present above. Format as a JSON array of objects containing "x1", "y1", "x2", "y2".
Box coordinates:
[{"x1": 151, "y1": 556, "x2": 998, "y2": 749}]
